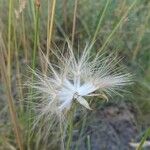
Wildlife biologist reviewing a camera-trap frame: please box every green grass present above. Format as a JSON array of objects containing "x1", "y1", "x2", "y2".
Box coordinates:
[{"x1": 0, "y1": 0, "x2": 150, "y2": 149}]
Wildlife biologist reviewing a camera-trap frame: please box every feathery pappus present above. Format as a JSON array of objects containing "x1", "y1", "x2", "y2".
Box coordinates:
[{"x1": 30, "y1": 43, "x2": 131, "y2": 120}]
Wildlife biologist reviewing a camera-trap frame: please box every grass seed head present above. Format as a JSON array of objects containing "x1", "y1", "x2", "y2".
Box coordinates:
[{"x1": 30, "y1": 43, "x2": 131, "y2": 123}]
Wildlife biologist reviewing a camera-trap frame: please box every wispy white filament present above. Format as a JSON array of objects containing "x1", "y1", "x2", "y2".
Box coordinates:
[{"x1": 30, "y1": 43, "x2": 131, "y2": 118}]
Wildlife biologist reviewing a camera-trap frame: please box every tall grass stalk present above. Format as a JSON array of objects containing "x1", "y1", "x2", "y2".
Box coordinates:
[
  {"x1": 29, "y1": 0, "x2": 35, "y2": 23},
  {"x1": 132, "y1": 4, "x2": 150, "y2": 61},
  {"x1": 75, "y1": 113, "x2": 87, "y2": 150},
  {"x1": 16, "y1": 0, "x2": 28, "y2": 63},
  {"x1": 97, "y1": 0, "x2": 137, "y2": 54},
  {"x1": 63, "y1": 0, "x2": 68, "y2": 32},
  {"x1": 137, "y1": 128, "x2": 150, "y2": 150},
  {"x1": 91, "y1": 0, "x2": 111, "y2": 44},
  {"x1": 71, "y1": 0, "x2": 78, "y2": 47},
  {"x1": 87, "y1": 135, "x2": 91, "y2": 150},
  {"x1": 28, "y1": 1, "x2": 40, "y2": 148},
  {"x1": 21, "y1": 13, "x2": 28, "y2": 63},
  {"x1": 30, "y1": 0, "x2": 40, "y2": 120},
  {"x1": 59, "y1": 115, "x2": 65, "y2": 150},
  {"x1": 7, "y1": 0, "x2": 13, "y2": 87},
  {"x1": 45, "y1": 0, "x2": 56, "y2": 73},
  {"x1": 0, "y1": 43, "x2": 23, "y2": 150},
  {"x1": 14, "y1": 22, "x2": 24, "y2": 112},
  {"x1": 66, "y1": 107, "x2": 76, "y2": 150},
  {"x1": 32, "y1": 2, "x2": 40, "y2": 72}
]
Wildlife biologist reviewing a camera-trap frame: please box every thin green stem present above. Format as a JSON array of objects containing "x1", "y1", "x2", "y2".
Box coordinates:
[
  {"x1": 45, "y1": 0, "x2": 56, "y2": 73},
  {"x1": 21, "y1": 13, "x2": 28, "y2": 63},
  {"x1": 59, "y1": 115, "x2": 65, "y2": 150},
  {"x1": 91, "y1": 0, "x2": 111, "y2": 44},
  {"x1": 32, "y1": 8, "x2": 40, "y2": 72},
  {"x1": 27, "y1": 4, "x2": 40, "y2": 149},
  {"x1": 132, "y1": 2, "x2": 150, "y2": 61},
  {"x1": 96, "y1": 0, "x2": 137, "y2": 55},
  {"x1": 14, "y1": 20, "x2": 24, "y2": 112},
  {"x1": 7, "y1": 0, "x2": 13, "y2": 87},
  {"x1": 63, "y1": 0, "x2": 68, "y2": 32},
  {"x1": 87, "y1": 135, "x2": 91, "y2": 150},
  {"x1": 71, "y1": 0, "x2": 78, "y2": 47},
  {"x1": 75, "y1": 112, "x2": 87, "y2": 150},
  {"x1": 29, "y1": 0, "x2": 36, "y2": 23},
  {"x1": 66, "y1": 106, "x2": 76, "y2": 150},
  {"x1": 137, "y1": 128, "x2": 150, "y2": 150}
]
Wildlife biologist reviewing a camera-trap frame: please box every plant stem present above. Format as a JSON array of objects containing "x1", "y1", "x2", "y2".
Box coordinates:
[
  {"x1": 14, "y1": 21, "x2": 24, "y2": 112},
  {"x1": 59, "y1": 115, "x2": 65, "y2": 150},
  {"x1": 71, "y1": 0, "x2": 78, "y2": 47},
  {"x1": 91, "y1": 0, "x2": 111, "y2": 44},
  {"x1": 21, "y1": 12, "x2": 28, "y2": 63},
  {"x1": 27, "y1": 2, "x2": 40, "y2": 148},
  {"x1": 96, "y1": 0, "x2": 137, "y2": 55},
  {"x1": 63, "y1": 0, "x2": 67, "y2": 32},
  {"x1": 75, "y1": 112, "x2": 87, "y2": 150},
  {"x1": 29, "y1": 0, "x2": 36, "y2": 23},
  {"x1": 137, "y1": 128, "x2": 150, "y2": 150},
  {"x1": 45, "y1": 0, "x2": 56, "y2": 73},
  {"x1": 132, "y1": 3, "x2": 150, "y2": 61},
  {"x1": 7, "y1": 0, "x2": 13, "y2": 88},
  {"x1": 66, "y1": 106, "x2": 76, "y2": 150},
  {"x1": 87, "y1": 135, "x2": 91, "y2": 150},
  {"x1": 32, "y1": 3, "x2": 40, "y2": 72},
  {"x1": 0, "y1": 47, "x2": 24, "y2": 150}
]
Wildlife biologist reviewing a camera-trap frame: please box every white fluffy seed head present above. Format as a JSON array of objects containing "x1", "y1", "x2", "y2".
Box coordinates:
[{"x1": 30, "y1": 43, "x2": 132, "y2": 123}]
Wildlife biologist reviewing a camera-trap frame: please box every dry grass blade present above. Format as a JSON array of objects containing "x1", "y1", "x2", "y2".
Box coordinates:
[
  {"x1": 0, "y1": 35, "x2": 24, "y2": 150},
  {"x1": 45, "y1": 0, "x2": 56, "y2": 73}
]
